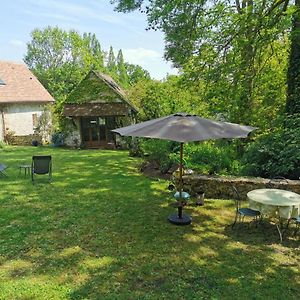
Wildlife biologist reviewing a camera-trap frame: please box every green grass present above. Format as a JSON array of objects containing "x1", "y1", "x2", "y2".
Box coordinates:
[{"x1": 0, "y1": 146, "x2": 299, "y2": 299}]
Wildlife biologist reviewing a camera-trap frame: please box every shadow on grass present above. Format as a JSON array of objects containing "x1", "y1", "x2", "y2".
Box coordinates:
[{"x1": 0, "y1": 146, "x2": 299, "y2": 299}]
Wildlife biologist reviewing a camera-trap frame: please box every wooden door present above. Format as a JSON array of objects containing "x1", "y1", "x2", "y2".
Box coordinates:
[{"x1": 81, "y1": 117, "x2": 109, "y2": 148}]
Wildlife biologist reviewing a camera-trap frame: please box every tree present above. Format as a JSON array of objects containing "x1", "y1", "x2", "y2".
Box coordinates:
[
  {"x1": 286, "y1": 0, "x2": 300, "y2": 115},
  {"x1": 24, "y1": 26, "x2": 106, "y2": 125},
  {"x1": 116, "y1": 49, "x2": 129, "y2": 86},
  {"x1": 128, "y1": 75, "x2": 208, "y2": 121},
  {"x1": 125, "y1": 63, "x2": 151, "y2": 85},
  {"x1": 111, "y1": 0, "x2": 292, "y2": 124},
  {"x1": 107, "y1": 46, "x2": 117, "y2": 73}
]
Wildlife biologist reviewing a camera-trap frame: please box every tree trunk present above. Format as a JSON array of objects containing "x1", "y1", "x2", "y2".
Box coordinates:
[{"x1": 286, "y1": 0, "x2": 300, "y2": 115}]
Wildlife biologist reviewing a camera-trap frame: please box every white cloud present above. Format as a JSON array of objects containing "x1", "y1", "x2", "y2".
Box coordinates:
[
  {"x1": 123, "y1": 47, "x2": 161, "y2": 65},
  {"x1": 9, "y1": 39, "x2": 24, "y2": 47}
]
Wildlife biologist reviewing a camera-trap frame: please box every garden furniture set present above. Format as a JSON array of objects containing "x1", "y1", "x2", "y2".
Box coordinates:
[{"x1": 1, "y1": 155, "x2": 52, "y2": 184}]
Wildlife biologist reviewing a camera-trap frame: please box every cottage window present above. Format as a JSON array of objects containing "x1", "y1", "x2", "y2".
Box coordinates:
[
  {"x1": 98, "y1": 117, "x2": 105, "y2": 125},
  {"x1": 32, "y1": 114, "x2": 38, "y2": 127}
]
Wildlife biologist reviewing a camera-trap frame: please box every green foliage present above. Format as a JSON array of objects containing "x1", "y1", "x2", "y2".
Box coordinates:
[
  {"x1": 128, "y1": 75, "x2": 208, "y2": 121},
  {"x1": 141, "y1": 139, "x2": 178, "y2": 172},
  {"x1": 286, "y1": 2, "x2": 300, "y2": 115},
  {"x1": 107, "y1": 46, "x2": 117, "y2": 73},
  {"x1": 4, "y1": 130, "x2": 15, "y2": 145},
  {"x1": 183, "y1": 142, "x2": 238, "y2": 175},
  {"x1": 24, "y1": 27, "x2": 106, "y2": 128},
  {"x1": 243, "y1": 115, "x2": 300, "y2": 179},
  {"x1": 0, "y1": 141, "x2": 6, "y2": 148},
  {"x1": 66, "y1": 71, "x2": 124, "y2": 104},
  {"x1": 116, "y1": 49, "x2": 129, "y2": 87},
  {"x1": 140, "y1": 139, "x2": 241, "y2": 175},
  {"x1": 51, "y1": 132, "x2": 65, "y2": 147},
  {"x1": 125, "y1": 63, "x2": 151, "y2": 85},
  {"x1": 112, "y1": 0, "x2": 293, "y2": 125}
]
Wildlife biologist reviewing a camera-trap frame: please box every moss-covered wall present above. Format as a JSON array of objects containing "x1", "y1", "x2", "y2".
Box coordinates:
[
  {"x1": 174, "y1": 175, "x2": 300, "y2": 199},
  {"x1": 66, "y1": 72, "x2": 124, "y2": 104}
]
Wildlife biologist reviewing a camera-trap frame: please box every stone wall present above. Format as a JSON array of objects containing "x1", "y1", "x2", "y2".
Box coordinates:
[
  {"x1": 11, "y1": 134, "x2": 42, "y2": 146},
  {"x1": 176, "y1": 174, "x2": 300, "y2": 199},
  {"x1": 64, "y1": 118, "x2": 81, "y2": 147}
]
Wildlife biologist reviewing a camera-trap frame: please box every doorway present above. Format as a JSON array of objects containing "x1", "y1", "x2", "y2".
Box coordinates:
[{"x1": 81, "y1": 117, "x2": 109, "y2": 148}]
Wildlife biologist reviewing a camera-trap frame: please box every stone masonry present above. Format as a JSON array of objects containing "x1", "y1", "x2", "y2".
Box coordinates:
[{"x1": 175, "y1": 174, "x2": 300, "y2": 199}]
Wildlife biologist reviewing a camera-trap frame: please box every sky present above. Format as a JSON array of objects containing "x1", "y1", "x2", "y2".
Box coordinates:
[{"x1": 0, "y1": 0, "x2": 178, "y2": 79}]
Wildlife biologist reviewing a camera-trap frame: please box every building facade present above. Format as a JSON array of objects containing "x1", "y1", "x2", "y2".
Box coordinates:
[
  {"x1": 0, "y1": 61, "x2": 54, "y2": 144},
  {"x1": 63, "y1": 70, "x2": 137, "y2": 148}
]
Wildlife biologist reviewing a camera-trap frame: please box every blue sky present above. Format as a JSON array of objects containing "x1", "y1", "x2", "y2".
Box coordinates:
[{"x1": 0, "y1": 0, "x2": 178, "y2": 79}]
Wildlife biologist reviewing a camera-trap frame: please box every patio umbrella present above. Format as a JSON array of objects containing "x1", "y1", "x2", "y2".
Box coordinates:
[{"x1": 112, "y1": 113, "x2": 257, "y2": 224}]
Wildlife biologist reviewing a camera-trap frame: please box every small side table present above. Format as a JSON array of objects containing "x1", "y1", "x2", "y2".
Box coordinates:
[{"x1": 19, "y1": 164, "x2": 31, "y2": 177}]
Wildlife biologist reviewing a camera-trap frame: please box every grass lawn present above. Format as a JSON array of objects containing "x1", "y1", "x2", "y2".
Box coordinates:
[{"x1": 0, "y1": 146, "x2": 299, "y2": 299}]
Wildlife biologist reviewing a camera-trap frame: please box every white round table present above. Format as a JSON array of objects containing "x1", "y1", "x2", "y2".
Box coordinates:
[
  {"x1": 247, "y1": 189, "x2": 300, "y2": 219},
  {"x1": 247, "y1": 189, "x2": 300, "y2": 242}
]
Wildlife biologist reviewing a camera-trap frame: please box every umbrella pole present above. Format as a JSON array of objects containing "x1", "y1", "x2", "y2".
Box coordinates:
[{"x1": 178, "y1": 142, "x2": 184, "y2": 219}]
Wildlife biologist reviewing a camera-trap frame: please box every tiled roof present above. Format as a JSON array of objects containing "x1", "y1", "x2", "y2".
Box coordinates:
[{"x1": 0, "y1": 61, "x2": 54, "y2": 103}]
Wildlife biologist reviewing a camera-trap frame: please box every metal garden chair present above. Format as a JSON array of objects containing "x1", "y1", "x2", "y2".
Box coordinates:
[
  {"x1": 294, "y1": 216, "x2": 300, "y2": 236},
  {"x1": 31, "y1": 155, "x2": 52, "y2": 184},
  {"x1": 0, "y1": 164, "x2": 8, "y2": 177},
  {"x1": 231, "y1": 185, "x2": 261, "y2": 228},
  {"x1": 266, "y1": 176, "x2": 289, "y2": 190}
]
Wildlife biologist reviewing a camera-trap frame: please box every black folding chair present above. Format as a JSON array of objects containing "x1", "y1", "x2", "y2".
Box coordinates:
[
  {"x1": 31, "y1": 156, "x2": 52, "y2": 184},
  {"x1": 0, "y1": 164, "x2": 8, "y2": 177}
]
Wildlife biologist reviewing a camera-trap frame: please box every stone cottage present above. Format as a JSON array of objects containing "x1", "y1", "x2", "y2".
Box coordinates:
[
  {"x1": 63, "y1": 70, "x2": 137, "y2": 148},
  {"x1": 0, "y1": 61, "x2": 54, "y2": 144}
]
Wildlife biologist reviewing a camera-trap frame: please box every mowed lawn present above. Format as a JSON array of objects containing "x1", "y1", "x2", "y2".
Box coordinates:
[{"x1": 0, "y1": 146, "x2": 299, "y2": 299}]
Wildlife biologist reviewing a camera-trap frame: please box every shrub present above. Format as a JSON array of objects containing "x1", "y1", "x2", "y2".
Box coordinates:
[
  {"x1": 140, "y1": 139, "x2": 240, "y2": 175},
  {"x1": 0, "y1": 140, "x2": 6, "y2": 148},
  {"x1": 243, "y1": 115, "x2": 300, "y2": 179},
  {"x1": 4, "y1": 130, "x2": 15, "y2": 145},
  {"x1": 183, "y1": 142, "x2": 237, "y2": 175},
  {"x1": 128, "y1": 137, "x2": 143, "y2": 157},
  {"x1": 51, "y1": 132, "x2": 65, "y2": 147},
  {"x1": 141, "y1": 139, "x2": 178, "y2": 172}
]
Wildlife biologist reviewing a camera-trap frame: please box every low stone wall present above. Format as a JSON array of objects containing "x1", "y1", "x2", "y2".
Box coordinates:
[
  {"x1": 10, "y1": 134, "x2": 42, "y2": 146},
  {"x1": 176, "y1": 174, "x2": 300, "y2": 199}
]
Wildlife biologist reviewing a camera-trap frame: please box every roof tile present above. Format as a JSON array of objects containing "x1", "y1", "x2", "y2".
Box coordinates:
[{"x1": 0, "y1": 61, "x2": 54, "y2": 103}]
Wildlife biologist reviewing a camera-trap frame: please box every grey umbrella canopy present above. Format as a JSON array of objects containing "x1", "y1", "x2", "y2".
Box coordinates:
[
  {"x1": 112, "y1": 113, "x2": 256, "y2": 142},
  {"x1": 112, "y1": 113, "x2": 257, "y2": 225}
]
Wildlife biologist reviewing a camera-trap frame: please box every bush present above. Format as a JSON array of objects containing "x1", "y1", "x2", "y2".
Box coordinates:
[
  {"x1": 128, "y1": 137, "x2": 143, "y2": 157},
  {"x1": 243, "y1": 115, "x2": 300, "y2": 179},
  {"x1": 51, "y1": 132, "x2": 65, "y2": 147},
  {"x1": 141, "y1": 139, "x2": 178, "y2": 172},
  {"x1": 140, "y1": 139, "x2": 240, "y2": 175},
  {"x1": 0, "y1": 140, "x2": 6, "y2": 148},
  {"x1": 183, "y1": 142, "x2": 238, "y2": 175},
  {"x1": 4, "y1": 130, "x2": 15, "y2": 145}
]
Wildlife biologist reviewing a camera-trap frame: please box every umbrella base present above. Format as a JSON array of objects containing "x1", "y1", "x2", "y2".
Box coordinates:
[{"x1": 168, "y1": 214, "x2": 192, "y2": 225}]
